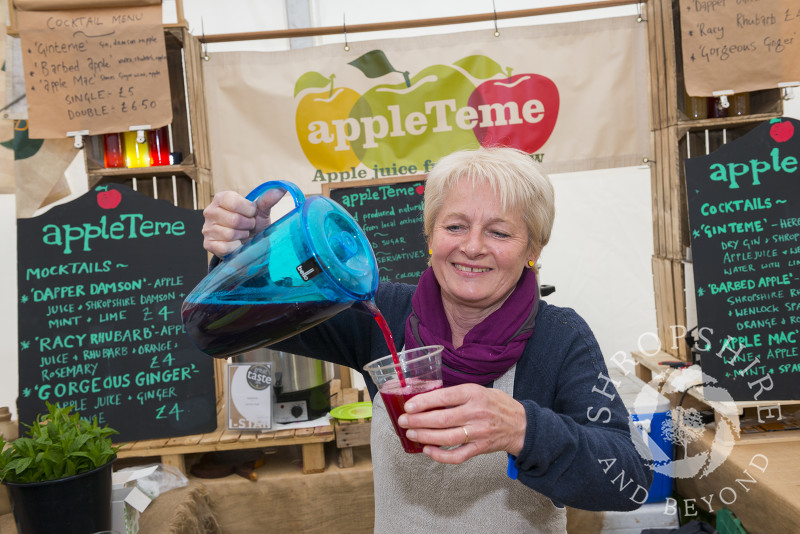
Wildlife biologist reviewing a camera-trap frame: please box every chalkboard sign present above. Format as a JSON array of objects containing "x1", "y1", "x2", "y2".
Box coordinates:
[
  {"x1": 686, "y1": 117, "x2": 800, "y2": 402},
  {"x1": 324, "y1": 176, "x2": 428, "y2": 284},
  {"x1": 17, "y1": 184, "x2": 216, "y2": 441}
]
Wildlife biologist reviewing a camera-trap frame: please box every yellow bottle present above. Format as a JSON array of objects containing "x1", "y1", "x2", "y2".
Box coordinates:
[
  {"x1": 123, "y1": 130, "x2": 151, "y2": 168},
  {"x1": 683, "y1": 81, "x2": 707, "y2": 120},
  {"x1": 684, "y1": 94, "x2": 707, "y2": 120}
]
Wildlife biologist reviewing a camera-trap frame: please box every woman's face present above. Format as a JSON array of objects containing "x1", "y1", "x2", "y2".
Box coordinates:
[{"x1": 429, "y1": 180, "x2": 534, "y2": 314}]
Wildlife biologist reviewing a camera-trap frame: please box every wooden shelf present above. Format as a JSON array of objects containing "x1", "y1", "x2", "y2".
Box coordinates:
[
  {"x1": 88, "y1": 163, "x2": 201, "y2": 182},
  {"x1": 113, "y1": 379, "x2": 370, "y2": 475},
  {"x1": 631, "y1": 350, "x2": 800, "y2": 445},
  {"x1": 114, "y1": 396, "x2": 335, "y2": 475},
  {"x1": 676, "y1": 112, "x2": 783, "y2": 136}
]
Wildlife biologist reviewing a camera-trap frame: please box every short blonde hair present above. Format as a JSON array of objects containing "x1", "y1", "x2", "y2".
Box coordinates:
[{"x1": 423, "y1": 147, "x2": 555, "y2": 258}]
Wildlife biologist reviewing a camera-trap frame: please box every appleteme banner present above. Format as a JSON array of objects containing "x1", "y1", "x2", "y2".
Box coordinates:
[{"x1": 203, "y1": 16, "x2": 649, "y2": 195}]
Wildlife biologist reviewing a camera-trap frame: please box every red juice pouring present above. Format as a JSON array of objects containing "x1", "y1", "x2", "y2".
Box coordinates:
[{"x1": 363, "y1": 300, "x2": 406, "y2": 387}]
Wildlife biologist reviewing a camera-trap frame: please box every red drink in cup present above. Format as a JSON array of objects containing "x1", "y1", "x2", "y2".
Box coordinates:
[
  {"x1": 379, "y1": 377, "x2": 442, "y2": 453},
  {"x1": 364, "y1": 345, "x2": 444, "y2": 453}
]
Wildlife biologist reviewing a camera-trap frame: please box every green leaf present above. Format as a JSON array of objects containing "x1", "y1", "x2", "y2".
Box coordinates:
[
  {"x1": 71, "y1": 433, "x2": 92, "y2": 452},
  {"x1": 12, "y1": 457, "x2": 32, "y2": 474},
  {"x1": 348, "y1": 50, "x2": 401, "y2": 79},
  {"x1": 293, "y1": 71, "x2": 332, "y2": 97},
  {"x1": 453, "y1": 55, "x2": 506, "y2": 80},
  {"x1": 7, "y1": 121, "x2": 44, "y2": 160}
]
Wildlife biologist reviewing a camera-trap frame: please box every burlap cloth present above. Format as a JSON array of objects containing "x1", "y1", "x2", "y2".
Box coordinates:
[{"x1": 138, "y1": 483, "x2": 223, "y2": 534}]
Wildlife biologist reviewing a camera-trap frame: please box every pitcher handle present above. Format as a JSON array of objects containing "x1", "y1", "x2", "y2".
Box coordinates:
[
  {"x1": 245, "y1": 180, "x2": 305, "y2": 208},
  {"x1": 219, "y1": 180, "x2": 305, "y2": 264}
]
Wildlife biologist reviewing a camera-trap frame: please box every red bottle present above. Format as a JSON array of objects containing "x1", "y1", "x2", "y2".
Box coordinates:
[
  {"x1": 103, "y1": 133, "x2": 125, "y2": 168},
  {"x1": 148, "y1": 126, "x2": 170, "y2": 166}
]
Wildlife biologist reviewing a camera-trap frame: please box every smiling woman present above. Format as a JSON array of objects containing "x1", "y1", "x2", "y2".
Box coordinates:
[{"x1": 199, "y1": 145, "x2": 652, "y2": 532}]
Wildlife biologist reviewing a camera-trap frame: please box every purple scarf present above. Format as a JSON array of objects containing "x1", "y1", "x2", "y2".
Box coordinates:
[{"x1": 404, "y1": 267, "x2": 539, "y2": 387}]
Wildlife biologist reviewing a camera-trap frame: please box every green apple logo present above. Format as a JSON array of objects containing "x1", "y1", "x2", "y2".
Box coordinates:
[{"x1": 346, "y1": 50, "x2": 479, "y2": 170}]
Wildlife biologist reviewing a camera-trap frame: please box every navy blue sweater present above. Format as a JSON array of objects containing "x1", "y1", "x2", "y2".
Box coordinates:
[{"x1": 274, "y1": 281, "x2": 653, "y2": 511}]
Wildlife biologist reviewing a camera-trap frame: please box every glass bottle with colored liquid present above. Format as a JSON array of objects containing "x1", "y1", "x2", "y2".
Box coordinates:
[
  {"x1": 728, "y1": 93, "x2": 750, "y2": 117},
  {"x1": 707, "y1": 96, "x2": 728, "y2": 119},
  {"x1": 123, "y1": 130, "x2": 150, "y2": 168},
  {"x1": 682, "y1": 81, "x2": 707, "y2": 120},
  {"x1": 148, "y1": 126, "x2": 170, "y2": 166},
  {"x1": 684, "y1": 94, "x2": 707, "y2": 120},
  {"x1": 103, "y1": 133, "x2": 125, "y2": 168}
]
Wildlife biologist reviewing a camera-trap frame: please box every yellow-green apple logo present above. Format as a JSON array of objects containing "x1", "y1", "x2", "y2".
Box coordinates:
[
  {"x1": 294, "y1": 72, "x2": 361, "y2": 172},
  {"x1": 294, "y1": 51, "x2": 559, "y2": 173}
]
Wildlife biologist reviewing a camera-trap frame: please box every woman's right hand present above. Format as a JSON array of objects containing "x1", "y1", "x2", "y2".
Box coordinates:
[{"x1": 202, "y1": 189, "x2": 286, "y2": 258}]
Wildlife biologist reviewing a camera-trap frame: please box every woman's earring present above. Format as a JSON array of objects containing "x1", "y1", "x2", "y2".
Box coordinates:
[
  {"x1": 429, "y1": 248, "x2": 433, "y2": 255},
  {"x1": 527, "y1": 260, "x2": 535, "y2": 268}
]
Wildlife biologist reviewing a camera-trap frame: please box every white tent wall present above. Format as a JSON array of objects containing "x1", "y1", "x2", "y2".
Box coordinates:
[{"x1": 2, "y1": 0, "x2": 795, "y2": 420}]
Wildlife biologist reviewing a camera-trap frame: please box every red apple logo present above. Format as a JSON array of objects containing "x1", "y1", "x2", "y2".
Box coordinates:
[
  {"x1": 96, "y1": 186, "x2": 122, "y2": 209},
  {"x1": 415, "y1": 184, "x2": 425, "y2": 195},
  {"x1": 770, "y1": 119, "x2": 794, "y2": 143},
  {"x1": 468, "y1": 73, "x2": 559, "y2": 153}
]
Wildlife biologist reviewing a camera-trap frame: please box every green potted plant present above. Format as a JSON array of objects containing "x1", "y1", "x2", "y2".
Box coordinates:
[{"x1": 0, "y1": 402, "x2": 119, "y2": 534}]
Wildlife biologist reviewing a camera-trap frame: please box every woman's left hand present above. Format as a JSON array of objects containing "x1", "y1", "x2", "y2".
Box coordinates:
[{"x1": 396, "y1": 384, "x2": 527, "y2": 464}]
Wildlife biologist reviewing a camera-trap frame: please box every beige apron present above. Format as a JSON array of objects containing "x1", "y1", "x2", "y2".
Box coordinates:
[{"x1": 371, "y1": 364, "x2": 567, "y2": 533}]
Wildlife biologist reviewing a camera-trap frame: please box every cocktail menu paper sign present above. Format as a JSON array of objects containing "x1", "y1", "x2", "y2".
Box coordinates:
[
  {"x1": 686, "y1": 117, "x2": 800, "y2": 402},
  {"x1": 679, "y1": 0, "x2": 800, "y2": 96},
  {"x1": 17, "y1": 2, "x2": 172, "y2": 138}
]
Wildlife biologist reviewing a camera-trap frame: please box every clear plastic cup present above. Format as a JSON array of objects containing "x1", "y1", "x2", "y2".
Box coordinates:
[{"x1": 364, "y1": 345, "x2": 444, "y2": 453}]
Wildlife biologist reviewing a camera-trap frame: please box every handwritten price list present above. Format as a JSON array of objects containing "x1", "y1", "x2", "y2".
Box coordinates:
[
  {"x1": 16, "y1": 185, "x2": 215, "y2": 441},
  {"x1": 679, "y1": 0, "x2": 800, "y2": 96},
  {"x1": 17, "y1": 5, "x2": 172, "y2": 138},
  {"x1": 328, "y1": 178, "x2": 428, "y2": 283},
  {"x1": 686, "y1": 118, "x2": 800, "y2": 401}
]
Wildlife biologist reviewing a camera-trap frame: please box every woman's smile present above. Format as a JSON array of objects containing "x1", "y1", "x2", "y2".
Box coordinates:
[{"x1": 452, "y1": 263, "x2": 491, "y2": 273}]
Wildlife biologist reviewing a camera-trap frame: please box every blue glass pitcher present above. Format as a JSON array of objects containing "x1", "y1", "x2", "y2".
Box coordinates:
[{"x1": 182, "y1": 180, "x2": 378, "y2": 358}]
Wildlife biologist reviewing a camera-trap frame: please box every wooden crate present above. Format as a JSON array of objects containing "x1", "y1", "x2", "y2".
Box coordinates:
[
  {"x1": 645, "y1": 0, "x2": 786, "y2": 367},
  {"x1": 83, "y1": 27, "x2": 211, "y2": 176},
  {"x1": 329, "y1": 380, "x2": 371, "y2": 468},
  {"x1": 651, "y1": 255, "x2": 688, "y2": 361},
  {"x1": 114, "y1": 395, "x2": 335, "y2": 475}
]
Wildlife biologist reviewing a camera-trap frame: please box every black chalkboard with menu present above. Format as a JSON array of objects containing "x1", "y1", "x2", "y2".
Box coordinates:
[
  {"x1": 686, "y1": 117, "x2": 800, "y2": 402},
  {"x1": 324, "y1": 176, "x2": 428, "y2": 284},
  {"x1": 16, "y1": 184, "x2": 216, "y2": 442}
]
